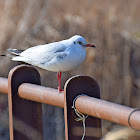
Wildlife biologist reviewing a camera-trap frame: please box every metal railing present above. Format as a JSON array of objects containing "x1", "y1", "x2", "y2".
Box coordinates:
[{"x1": 0, "y1": 64, "x2": 140, "y2": 140}]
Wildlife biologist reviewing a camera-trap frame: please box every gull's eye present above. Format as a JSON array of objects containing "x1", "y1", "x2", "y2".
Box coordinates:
[{"x1": 78, "y1": 41, "x2": 82, "y2": 45}]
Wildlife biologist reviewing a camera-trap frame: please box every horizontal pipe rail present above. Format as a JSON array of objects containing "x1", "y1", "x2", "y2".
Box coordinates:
[
  {"x1": 18, "y1": 83, "x2": 64, "y2": 108},
  {"x1": 0, "y1": 77, "x2": 8, "y2": 94},
  {"x1": 0, "y1": 77, "x2": 140, "y2": 130},
  {"x1": 75, "y1": 96, "x2": 140, "y2": 130}
]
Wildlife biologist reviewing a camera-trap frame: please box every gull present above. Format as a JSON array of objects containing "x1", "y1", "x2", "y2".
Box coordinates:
[{"x1": 2, "y1": 35, "x2": 95, "y2": 93}]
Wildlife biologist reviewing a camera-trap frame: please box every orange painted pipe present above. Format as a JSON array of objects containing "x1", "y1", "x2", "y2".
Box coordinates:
[
  {"x1": 18, "y1": 83, "x2": 64, "y2": 108},
  {"x1": 75, "y1": 96, "x2": 140, "y2": 130},
  {"x1": 0, "y1": 77, "x2": 140, "y2": 130},
  {"x1": 0, "y1": 77, "x2": 8, "y2": 94}
]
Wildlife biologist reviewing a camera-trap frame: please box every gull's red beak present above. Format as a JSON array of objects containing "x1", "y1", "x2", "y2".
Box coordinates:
[{"x1": 83, "y1": 43, "x2": 95, "y2": 47}]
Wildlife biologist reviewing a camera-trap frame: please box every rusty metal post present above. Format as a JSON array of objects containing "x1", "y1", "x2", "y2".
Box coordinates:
[
  {"x1": 64, "y1": 75, "x2": 102, "y2": 140},
  {"x1": 8, "y1": 65, "x2": 43, "y2": 140}
]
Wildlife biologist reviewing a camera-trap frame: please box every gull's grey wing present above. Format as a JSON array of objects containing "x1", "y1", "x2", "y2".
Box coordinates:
[
  {"x1": 39, "y1": 52, "x2": 67, "y2": 65},
  {"x1": 8, "y1": 49, "x2": 24, "y2": 55},
  {"x1": 20, "y1": 41, "x2": 68, "y2": 64}
]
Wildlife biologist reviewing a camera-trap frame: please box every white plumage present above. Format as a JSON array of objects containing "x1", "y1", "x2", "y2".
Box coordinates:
[{"x1": 5, "y1": 35, "x2": 95, "y2": 92}]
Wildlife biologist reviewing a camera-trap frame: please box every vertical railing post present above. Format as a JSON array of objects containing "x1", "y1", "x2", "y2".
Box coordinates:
[
  {"x1": 64, "y1": 75, "x2": 102, "y2": 140},
  {"x1": 8, "y1": 64, "x2": 43, "y2": 140}
]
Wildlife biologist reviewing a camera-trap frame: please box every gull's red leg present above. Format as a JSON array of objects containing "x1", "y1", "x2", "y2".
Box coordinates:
[{"x1": 57, "y1": 72, "x2": 63, "y2": 93}]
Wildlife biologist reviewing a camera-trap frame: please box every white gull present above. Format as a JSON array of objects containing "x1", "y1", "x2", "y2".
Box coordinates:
[{"x1": 5, "y1": 35, "x2": 95, "y2": 92}]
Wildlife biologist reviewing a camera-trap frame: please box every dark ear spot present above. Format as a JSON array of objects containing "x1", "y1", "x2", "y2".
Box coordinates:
[
  {"x1": 73, "y1": 42, "x2": 76, "y2": 44},
  {"x1": 78, "y1": 41, "x2": 82, "y2": 45}
]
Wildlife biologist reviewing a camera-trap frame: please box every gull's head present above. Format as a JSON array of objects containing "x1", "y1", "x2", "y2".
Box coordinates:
[{"x1": 69, "y1": 35, "x2": 95, "y2": 48}]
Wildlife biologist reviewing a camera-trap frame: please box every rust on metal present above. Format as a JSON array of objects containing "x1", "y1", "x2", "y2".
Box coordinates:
[
  {"x1": 64, "y1": 75, "x2": 102, "y2": 140},
  {"x1": 8, "y1": 64, "x2": 43, "y2": 140},
  {"x1": 0, "y1": 77, "x2": 8, "y2": 94}
]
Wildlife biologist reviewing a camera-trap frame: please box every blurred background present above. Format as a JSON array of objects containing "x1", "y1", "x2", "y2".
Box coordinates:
[{"x1": 0, "y1": 0, "x2": 140, "y2": 139}]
